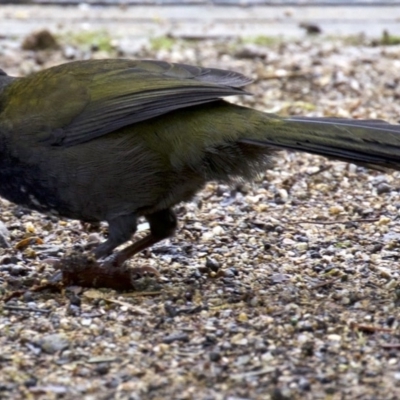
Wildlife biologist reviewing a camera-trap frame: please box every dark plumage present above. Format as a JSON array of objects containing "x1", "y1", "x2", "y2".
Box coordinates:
[{"x1": 1, "y1": 59, "x2": 400, "y2": 275}]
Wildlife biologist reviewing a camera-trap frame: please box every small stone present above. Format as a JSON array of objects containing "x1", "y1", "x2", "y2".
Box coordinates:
[
  {"x1": 341, "y1": 297, "x2": 350, "y2": 305},
  {"x1": 38, "y1": 334, "x2": 70, "y2": 354},
  {"x1": 22, "y1": 29, "x2": 59, "y2": 51},
  {"x1": 327, "y1": 334, "x2": 342, "y2": 341},
  {"x1": 80, "y1": 318, "x2": 92, "y2": 327},
  {"x1": 237, "y1": 312, "x2": 248, "y2": 322},
  {"x1": 95, "y1": 363, "x2": 110, "y2": 376},
  {"x1": 23, "y1": 377, "x2": 38, "y2": 388},
  {"x1": 201, "y1": 231, "x2": 214, "y2": 241},
  {"x1": 63, "y1": 45, "x2": 78, "y2": 60},
  {"x1": 205, "y1": 257, "x2": 220, "y2": 271},
  {"x1": 162, "y1": 333, "x2": 189, "y2": 344},
  {"x1": 212, "y1": 225, "x2": 225, "y2": 236},
  {"x1": 377, "y1": 216, "x2": 391, "y2": 226},
  {"x1": 209, "y1": 351, "x2": 221, "y2": 362},
  {"x1": 0, "y1": 221, "x2": 10, "y2": 248},
  {"x1": 249, "y1": 297, "x2": 259, "y2": 307},
  {"x1": 34, "y1": 245, "x2": 62, "y2": 257},
  {"x1": 25, "y1": 222, "x2": 35, "y2": 233},
  {"x1": 377, "y1": 267, "x2": 392, "y2": 279},
  {"x1": 234, "y1": 44, "x2": 269, "y2": 59},
  {"x1": 9, "y1": 265, "x2": 27, "y2": 276},
  {"x1": 296, "y1": 242, "x2": 308, "y2": 251},
  {"x1": 387, "y1": 316, "x2": 396, "y2": 327},
  {"x1": 222, "y1": 268, "x2": 235, "y2": 277},
  {"x1": 376, "y1": 182, "x2": 392, "y2": 194},
  {"x1": 22, "y1": 291, "x2": 34, "y2": 302},
  {"x1": 393, "y1": 372, "x2": 400, "y2": 381},
  {"x1": 329, "y1": 205, "x2": 344, "y2": 215},
  {"x1": 299, "y1": 377, "x2": 311, "y2": 391},
  {"x1": 231, "y1": 333, "x2": 248, "y2": 346}
]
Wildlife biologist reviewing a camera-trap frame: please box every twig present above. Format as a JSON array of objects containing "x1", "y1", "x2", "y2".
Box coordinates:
[
  {"x1": 3, "y1": 305, "x2": 51, "y2": 314},
  {"x1": 311, "y1": 277, "x2": 341, "y2": 289},
  {"x1": 293, "y1": 218, "x2": 379, "y2": 225},
  {"x1": 381, "y1": 343, "x2": 400, "y2": 349},
  {"x1": 307, "y1": 165, "x2": 332, "y2": 176},
  {"x1": 350, "y1": 322, "x2": 393, "y2": 333}
]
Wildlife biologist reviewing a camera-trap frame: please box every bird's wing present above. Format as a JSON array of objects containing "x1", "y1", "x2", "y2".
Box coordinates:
[{"x1": 1, "y1": 59, "x2": 252, "y2": 147}]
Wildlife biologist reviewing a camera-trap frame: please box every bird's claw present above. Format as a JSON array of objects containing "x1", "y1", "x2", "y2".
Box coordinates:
[{"x1": 96, "y1": 253, "x2": 122, "y2": 268}]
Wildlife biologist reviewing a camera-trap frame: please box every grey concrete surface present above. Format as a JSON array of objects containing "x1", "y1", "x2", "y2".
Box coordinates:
[{"x1": 0, "y1": 4, "x2": 400, "y2": 39}]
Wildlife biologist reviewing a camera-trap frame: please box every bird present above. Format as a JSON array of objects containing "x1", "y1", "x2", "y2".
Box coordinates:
[{"x1": 1, "y1": 59, "x2": 400, "y2": 276}]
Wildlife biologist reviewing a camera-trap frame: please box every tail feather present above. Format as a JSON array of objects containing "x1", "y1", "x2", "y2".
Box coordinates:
[
  {"x1": 241, "y1": 114, "x2": 400, "y2": 171},
  {"x1": 288, "y1": 116, "x2": 400, "y2": 134}
]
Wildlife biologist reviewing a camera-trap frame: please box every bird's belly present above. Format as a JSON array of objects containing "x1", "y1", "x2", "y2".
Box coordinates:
[
  {"x1": 0, "y1": 154, "x2": 145, "y2": 221},
  {"x1": 0, "y1": 135, "x2": 206, "y2": 222}
]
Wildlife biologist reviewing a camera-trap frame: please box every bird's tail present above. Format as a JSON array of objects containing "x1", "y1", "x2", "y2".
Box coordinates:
[{"x1": 241, "y1": 112, "x2": 400, "y2": 171}]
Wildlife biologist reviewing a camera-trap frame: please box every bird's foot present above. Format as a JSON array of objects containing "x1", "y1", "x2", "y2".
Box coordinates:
[{"x1": 97, "y1": 253, "x2": 160, "y2": 276}]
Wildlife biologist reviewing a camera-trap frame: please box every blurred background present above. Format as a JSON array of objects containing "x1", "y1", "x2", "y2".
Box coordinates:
[{"x1": 1, "y1": 1, "x2": 400, "y2": 63}]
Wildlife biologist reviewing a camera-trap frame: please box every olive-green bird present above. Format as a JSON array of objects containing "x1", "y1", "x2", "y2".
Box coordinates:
[{"x1": 1, "y1": 59, "x2": 400, "y2": 270}]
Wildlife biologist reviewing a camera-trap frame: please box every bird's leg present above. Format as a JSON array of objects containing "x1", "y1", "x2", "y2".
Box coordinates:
[
  {"x1": 58, "y1": 210, "x2": 177, "y2": 288},
  {"x1": 103, "y1": 208, "x2": 177, "y2": 268},
  {"x1": 94, "y1": 213, "x2": 138, "y2": 259}
]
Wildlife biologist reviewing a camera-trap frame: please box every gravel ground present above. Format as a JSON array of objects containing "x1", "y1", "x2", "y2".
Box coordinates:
[{"x1": 1, "y1": 31, "x2": 400, "y2": 399}]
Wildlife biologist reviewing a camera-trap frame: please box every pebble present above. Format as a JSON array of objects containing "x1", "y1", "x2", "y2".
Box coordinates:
[
  {"x1": 0, "y1": 221, "x2": 10, "y2": 248},
  {"x1": 327, "y1": 334, "x2": 342, "y2": 342},
  {"x1": 209, "y1": 351, "x2": 221, "y2": 362},
  {"x1": 376, "y1": 182, "x2": 392, "y2": 194},
  {"x1": 377, "y1": 216, "x2": 391, "y2": 226},
  {"x1": 38, "y1": 334, "x2": 70, "y2": 354}
]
